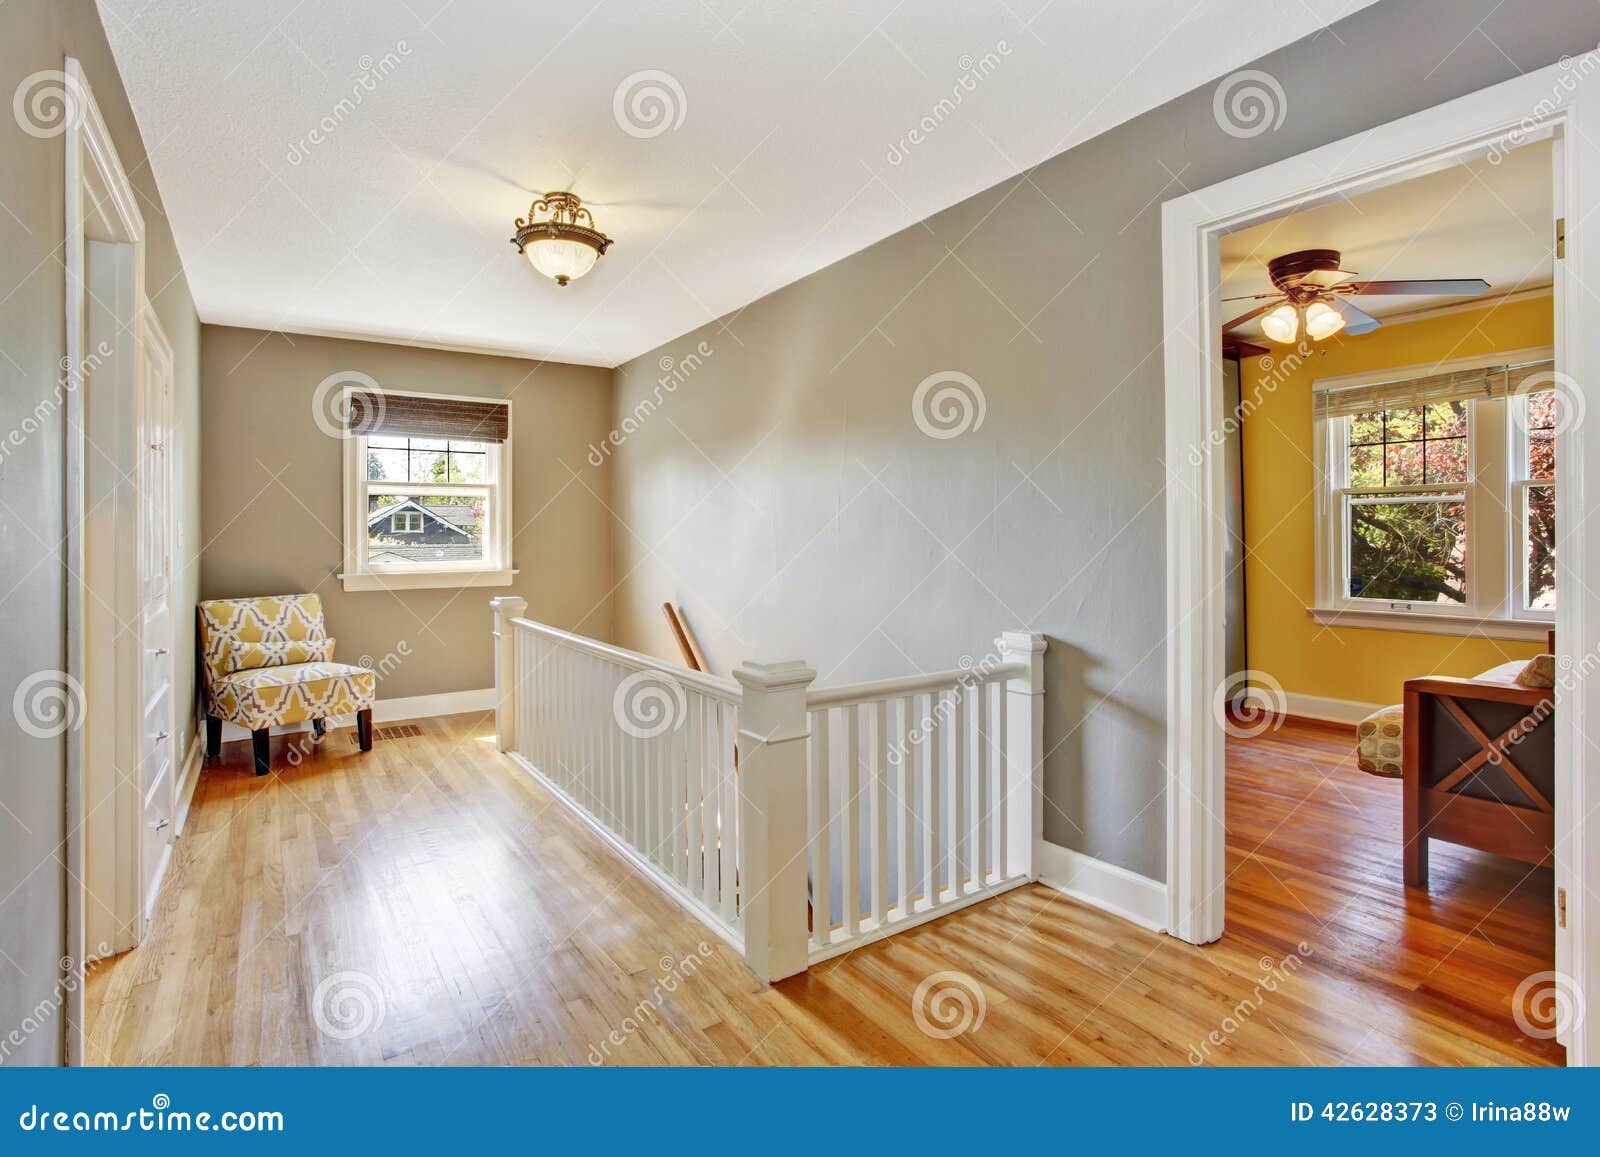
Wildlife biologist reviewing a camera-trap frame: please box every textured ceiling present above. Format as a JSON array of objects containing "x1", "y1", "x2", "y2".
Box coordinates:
[
  {"x1": 1221, "y1": 140, "x2": 1554, "y2": 337},
  {"x1": 100, "y1": 0, "x2": 1381, "y2": 366}
]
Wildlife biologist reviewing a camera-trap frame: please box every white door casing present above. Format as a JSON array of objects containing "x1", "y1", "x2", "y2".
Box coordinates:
[{"x1": 1161, "y1": 57, "x2": 1599, "y2": 1065}]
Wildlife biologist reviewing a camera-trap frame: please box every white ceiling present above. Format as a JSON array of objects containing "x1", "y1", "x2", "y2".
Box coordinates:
[
  {"x1": 100, "y1": 0, "x2": 1380, "y2": 367},
  {"x1": 1220, "y1": 139, "x2": 1554, "y2": 338}
]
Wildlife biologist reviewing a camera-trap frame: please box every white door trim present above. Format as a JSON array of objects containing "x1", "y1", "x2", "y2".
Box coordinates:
[
  {"x1": 63, "y1": 55, "x2": 145, "y2": 1067},
  {"x1": 1161, "y1": 56, "x2": 1596, "y2": 1066}
]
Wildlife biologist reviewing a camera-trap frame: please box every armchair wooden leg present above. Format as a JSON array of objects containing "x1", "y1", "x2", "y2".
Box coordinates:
[
  {"x1": 205, "y1": 716, "x2": 222, "y2": 759},
  {"x1": 312, "y1": 717, "x2": 327, "y2": 738},
  {"x1": 357, "y1": 708, "x2": 373, "y2": 752},
  {"x1": 252, "y1": 728, "x2": 271, "y2": 777}
]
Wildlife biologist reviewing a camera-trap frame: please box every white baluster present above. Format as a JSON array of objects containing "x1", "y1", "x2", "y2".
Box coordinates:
[
  {"x1": 871, "y1": 698, "x2": 888, "y2": 927},
  {"x1": 808, "y1": 708, "x2": 831, "y2": 949}
]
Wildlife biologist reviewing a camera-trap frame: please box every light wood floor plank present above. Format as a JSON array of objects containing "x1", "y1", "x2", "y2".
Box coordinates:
[{"x1": 84, "y1": 713, "x2": 1558, "y2": 1066}]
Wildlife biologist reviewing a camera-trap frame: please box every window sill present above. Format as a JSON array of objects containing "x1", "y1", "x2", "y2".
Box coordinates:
[
  {"x1": 1307, "y1": 606, "x2": 1551, "y2": 642},
  {"x1": 340, "y1": 568, "x2": 517, "y2": 592}
]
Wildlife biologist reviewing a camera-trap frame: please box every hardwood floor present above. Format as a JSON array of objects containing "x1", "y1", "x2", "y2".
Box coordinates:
[{"x1": 84, "y1": 712, "x2": 1559, "y2": 1066}]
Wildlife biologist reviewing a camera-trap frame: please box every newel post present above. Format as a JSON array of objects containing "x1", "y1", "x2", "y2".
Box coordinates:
[
  {"x1": 490, "y1": 596, "x2": 527, "y2": 753},
  {"x1": 998, "y1": 631, "x2": 1046, "y2": 880},
  {"x1": 733, "y1": 659, "x2": 816, "y2": 983}
]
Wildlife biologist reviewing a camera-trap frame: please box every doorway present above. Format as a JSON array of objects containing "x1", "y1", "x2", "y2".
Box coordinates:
[{"x1": 1161, "y1": 57, "x2": 1597, "y2": 1065}]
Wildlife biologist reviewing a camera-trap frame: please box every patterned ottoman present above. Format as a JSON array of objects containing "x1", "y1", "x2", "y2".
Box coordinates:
[{"x1": 1356, "y1": 704, "x2": 1404, "y2": 778}]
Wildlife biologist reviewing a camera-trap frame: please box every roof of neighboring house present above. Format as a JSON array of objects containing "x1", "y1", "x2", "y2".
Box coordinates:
[
  {"x1": 367, "y1": 498, "x2": 478, "y2": 535},
  {"x1": 368, "y1": 544, "x2": 486, "y2": 565}
]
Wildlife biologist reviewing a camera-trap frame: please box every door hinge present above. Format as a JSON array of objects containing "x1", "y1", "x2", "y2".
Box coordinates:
[
  {"x1": 1558, "y1": 886, "x2": 1567, "y2": 928},
  {"x1": 1556, "y1": 217, "x2": 1566, "y2": 260}
]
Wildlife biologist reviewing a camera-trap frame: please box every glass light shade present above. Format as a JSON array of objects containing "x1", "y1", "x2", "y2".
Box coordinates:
[
  {"x1": 523, "y1": 237, "x2": 600, "y2": 285},
  {"x1": 1303, "y1": 299, "x2": 1346, "y2": 341},
  {"x1": 1259, "y1": 303, "x2": 1300, "y2": 344}
]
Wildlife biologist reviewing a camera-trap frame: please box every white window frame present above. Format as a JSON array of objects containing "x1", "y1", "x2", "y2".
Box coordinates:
[
  {"x1": 339, "y1": 387, "x2": 516, "y2": 592},
  {"x1": 1509, "y1": 389, "x2": 1558, "y2": 622},
  {"x1": 391, "y1": 508, "x2": 424, "y2": 534},
  {"x1": 1310, "y1": 345, "x2": 1553, "y2": 642}
]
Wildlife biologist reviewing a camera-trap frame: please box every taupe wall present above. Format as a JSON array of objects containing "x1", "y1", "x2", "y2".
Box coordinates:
[
  {"x1": 611, "y1": 0, "x2": 1600, "y2": 881},
  {"x1": 1, "y1": 0, "x2": 201, "y2": 1064},
  {"x1": 199, "y1": 326, "x2": 614, "y2": 700}
]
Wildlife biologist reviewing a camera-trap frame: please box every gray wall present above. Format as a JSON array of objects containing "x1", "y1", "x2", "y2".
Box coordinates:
[
  {"x1": 1, "y1": 0, "x2": 201, "y2": 1064},
  {"x1": 199, "y1": 326, "x2": 614, "y2": 700},
  {"x1": 611, "y1": 0, "x2": 1600, "y2": 880}
]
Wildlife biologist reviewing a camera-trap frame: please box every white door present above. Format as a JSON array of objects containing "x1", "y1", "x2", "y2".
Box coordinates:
[{"x1": 137, "y1": 304, "x2": 176, "y2": 924}]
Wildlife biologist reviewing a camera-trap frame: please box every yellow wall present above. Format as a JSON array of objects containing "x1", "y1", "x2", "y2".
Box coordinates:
[{"x1": 1240, "y1": 296, "x2": 1551, "y2": 707}]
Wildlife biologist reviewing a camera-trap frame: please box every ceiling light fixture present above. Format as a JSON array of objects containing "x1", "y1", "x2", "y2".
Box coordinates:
[
  {"x1": 1259, "y1": 302, "x2": 1300, "y2": 344},
  {"x1": 1302, "y1": 299, "x2": 1346, "y2": 341},
  {"x1": 511, "y1": 192, "x2": 612, "y2": 285}
]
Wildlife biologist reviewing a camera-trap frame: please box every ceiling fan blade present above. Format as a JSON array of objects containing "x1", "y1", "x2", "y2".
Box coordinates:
[
  {"x1": 1299, "y1": 268, "x2": 1357, "y2": 289},
  {"x1": 1329, "y1": 296, "x2": 1382, "y2": 335},
  {"x1": 1346, "y1": 278, "x2": 1491, "y2": 297},
  {"x1": 1221, "y1": 300, "x2": 1278, "y2": 333},
  {"x1": 1220, "y1": 290, "x2": 1285, "y2": 302},
  {"x1": 1223, "y1": 337, "x2": 1270, "y2": 359}
]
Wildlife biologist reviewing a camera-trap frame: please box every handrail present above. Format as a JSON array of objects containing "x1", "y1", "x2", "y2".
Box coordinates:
[
  {"x1": 509, "y1": 615, "x2": 740, "y2": 702},
  {"x1": 805, "y1": 661, "x2": 1027, "y2": 709}
]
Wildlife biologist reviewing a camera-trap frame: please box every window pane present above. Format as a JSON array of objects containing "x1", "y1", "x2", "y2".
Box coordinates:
[
  {"x1": 1526, "y1": 391, "x2": 1557, "y2": 478},
  {"x1": 367, "y1": 447, "x2": 407, "y2": 481},
  {"x1": 1423, "y1": 401, "x2": 1466, "y2": 439},
  {"x1": 367, "y1": 493, "x2": 486, "y2": 567},
  {"x1": 1423, "y1": 438, "x2": 1467, "y2": 484},
  {"x1": 1526, "y1": 482, "x2": 1556, "y2": 610},
  {"x1": 1349, "y1": 412, "x2": 1384, "y2": 445},
  {"x1": 409, "y1": 448, "x2": 448, "y2": 482},
  {"x1": 1384, "y1": 442, "x2": 1425, "y2": 486},
  {"x1": 1349, "y1": 444, "x2": 1383, "y2": 487},
  {"x1": 445, "y1": 450, "x2": 485, "y2": 483},
  {"x1": 1384, "y1": 406, "x2": 1423, "y2": 442},
  {"x1": 1348, "y1": 495, "x2": 1466, "y2": 603}
]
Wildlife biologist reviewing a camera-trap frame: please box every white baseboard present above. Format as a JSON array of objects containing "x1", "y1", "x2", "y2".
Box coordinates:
[
  {"x1": 1037, "y1": 841, "x2": 1168, "y2": 933},
  {"x1": 1281, "y1": 691, "x2": 1381, "y2": 726},
  {"x1": 218, "y1": 686, "x2": 494, "y2": 742},
  {"x1": 174, "y1": 733, "x2": 203, "y2": 836}
]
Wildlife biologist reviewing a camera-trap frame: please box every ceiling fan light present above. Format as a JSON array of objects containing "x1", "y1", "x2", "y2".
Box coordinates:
[
  {"x1": 1303, "y1": 299, "x2": 1346, "y2": 341},
  {"x1": 1259, "y1": 303, "x2": 1300, "y2": 344}
]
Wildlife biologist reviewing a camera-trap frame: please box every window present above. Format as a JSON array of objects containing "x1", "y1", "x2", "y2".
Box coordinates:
[
  {"x1": 1312, "y1": 351, "x2": 1555, "y2": 639},
  {"x1": 340, "y1": 389, "x2": 514, "y2": 591}
]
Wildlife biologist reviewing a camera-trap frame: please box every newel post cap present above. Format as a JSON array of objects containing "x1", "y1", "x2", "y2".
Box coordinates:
[{"x1": 732, "y1": 660, "x2": 817, "y2": 692}]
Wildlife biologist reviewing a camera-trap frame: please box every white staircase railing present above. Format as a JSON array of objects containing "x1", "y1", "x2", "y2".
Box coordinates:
[{"x1": 492, "y1": 597, "x2": 1044, "y2": 981}]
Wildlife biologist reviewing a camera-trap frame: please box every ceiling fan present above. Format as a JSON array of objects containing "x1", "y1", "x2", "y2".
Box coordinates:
[{"x1": 1221, "y1": 248, "x2": 1491, "y2": 350}]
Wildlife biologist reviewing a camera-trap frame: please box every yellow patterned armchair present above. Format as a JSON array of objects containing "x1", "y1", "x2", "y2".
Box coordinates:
[{"x1": 198, "y1": 594, "x2": 377, "y2": 775}]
